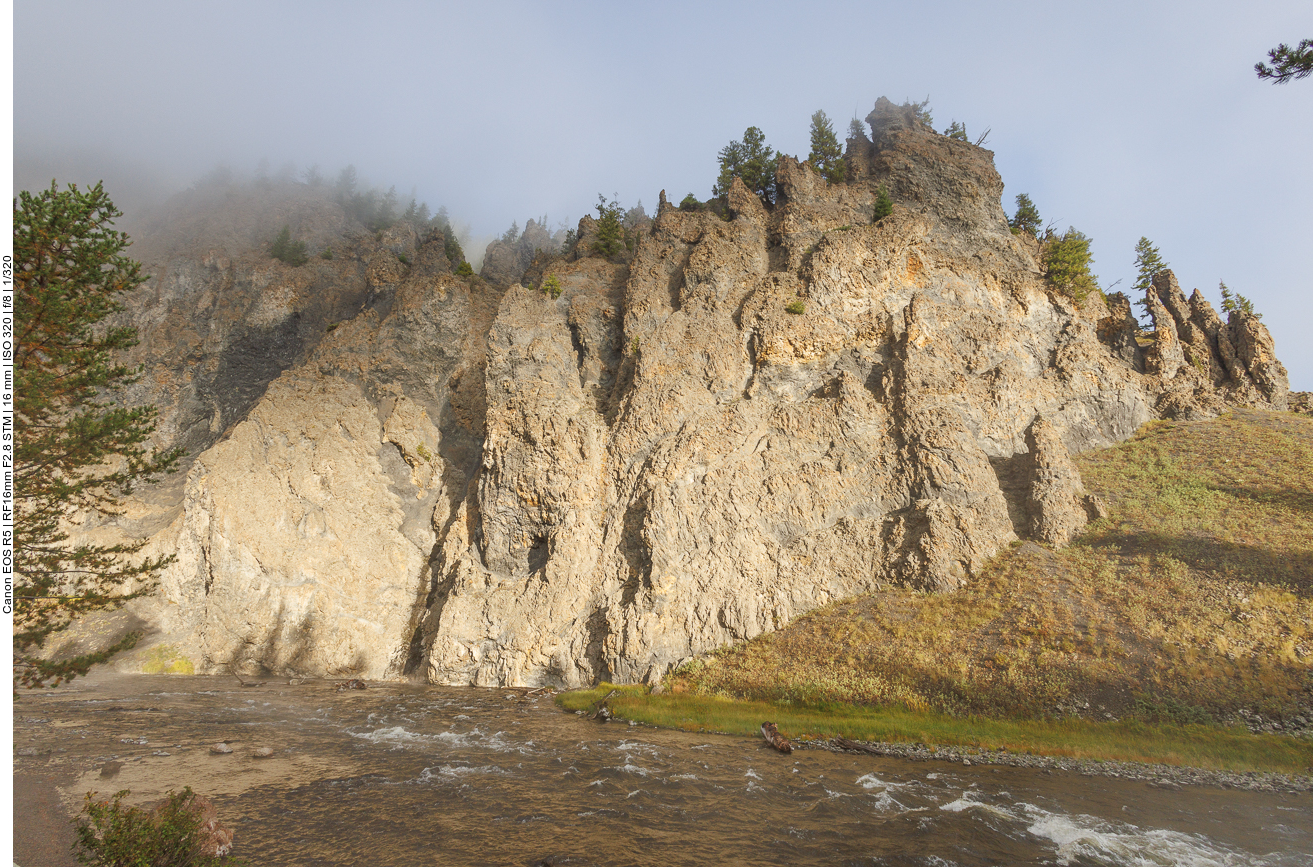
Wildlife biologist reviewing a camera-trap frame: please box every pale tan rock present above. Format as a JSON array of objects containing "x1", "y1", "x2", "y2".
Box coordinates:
[
  {"x1": 1143, "y1": 289, "x2": 1185, "y2": 382},
  {"x1": 1230, "y1": 312, "x2": 1289, "y2": 409},
  {"x1": 1024, "y1": 416, "x2": 1091, "y2": 547},
  {"x1": 84, "y1": 96, "x2": 1293, "y2": 689},
  {"x1": 159, "y1": 374, "x2": 430, "y2": 679}
]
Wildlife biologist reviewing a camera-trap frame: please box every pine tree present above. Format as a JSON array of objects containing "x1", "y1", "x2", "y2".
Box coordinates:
[
  {"x1": 944, "y1": 120, "x2": 968, "y2": 141},
  {"x1": 594, "y1": 194, "x2": 626, "y2": 258},
  {"x1": 13, "y1": 181, "x2": 182, "y2": 686},
  {"x1": 1043, "y1": 228, "x2": 1100, "y2": 304},
  {"x1": 1218, "y1": 280, "x2": 1260, "y2": 319},
  {"x1": 1133, "y1": 237, "x2": 1167, "y2": 293},
  {"x1": 1009, "y1": 194, "x2": 1042, "y2": 235},
  {"x1": 270, "y1": 225, "x2": 290, "y2": 260},
  {"x1": 1132, "y1": 237, "x2": 1168, "y2": 314},
  {"x1": 713, "y1": 126, "x2": 779, "y2": 204},
  {"x1": 872, "y1": 185, "x2": 893, "y2": 222},
  {"x1": 270, "y1": 225, "x2": 308, "y2": 266},
  {"x1": 807, "y1": 110, "x2": 845, "y2": 184},
  {"x1": 904, "y1": 96, "x2": 934, "y2": 128}
]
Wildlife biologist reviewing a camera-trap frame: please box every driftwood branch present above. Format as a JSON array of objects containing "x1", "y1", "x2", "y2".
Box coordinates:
[
  {"x1": 589, "y1": 689, "x2": 619, "y2": 721},
  {"x1": 761, "y1": 722, "x2": 792, "y2": 753},
  {"x1": 227, "y1": 662, "x2": 265, "y2": 688}
]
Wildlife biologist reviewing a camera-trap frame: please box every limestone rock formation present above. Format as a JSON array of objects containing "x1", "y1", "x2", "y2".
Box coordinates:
[
  {"x1": 481, "y1": 218, "x2": 566, "y2": 287},
  {"x1": 96, "y1": 97, "x2": 1292, "y2": 688},
  {"x1": 1024, "y1": 415, "x2": 1100, "y2": 547}
]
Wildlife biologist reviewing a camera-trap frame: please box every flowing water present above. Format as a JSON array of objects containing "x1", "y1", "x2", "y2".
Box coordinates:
[{"x1": 13, "y1": 674, "x2": 1311, "y2": 866}]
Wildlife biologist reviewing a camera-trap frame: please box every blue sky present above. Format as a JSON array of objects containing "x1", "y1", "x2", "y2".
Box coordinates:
[{"x1": 13, "y1": 0, "x2": 1312, "y2": 388}]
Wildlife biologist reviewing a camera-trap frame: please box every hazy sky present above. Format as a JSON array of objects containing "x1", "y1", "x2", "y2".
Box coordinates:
[{"x1": 13, "y1": 1, "x2": 1312, "y2": 388}]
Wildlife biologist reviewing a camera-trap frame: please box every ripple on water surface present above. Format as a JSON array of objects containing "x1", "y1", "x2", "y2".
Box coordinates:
[{"x1": 12, "y1": 674, "x2": 1311, "y2": 867}]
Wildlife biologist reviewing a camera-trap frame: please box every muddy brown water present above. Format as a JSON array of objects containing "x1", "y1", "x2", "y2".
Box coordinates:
[{"x1": 12, "y1": 673, "x2": 1311, "y2": 866}]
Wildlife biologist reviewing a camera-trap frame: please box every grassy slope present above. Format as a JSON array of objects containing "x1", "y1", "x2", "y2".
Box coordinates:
[
  {"x1": 558, "y1": 685, "x2": 1311, "y2": 773},
  {"x1": 567, "y1": 410, "x2": 1313, "y2": 772}
]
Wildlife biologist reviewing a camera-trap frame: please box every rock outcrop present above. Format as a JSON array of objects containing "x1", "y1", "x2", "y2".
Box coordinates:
[
  {"x1": 98, "y1": 98, "x2": 1291, "y2": 687},
  {"x1": 480, "y1": 218, "x2": 566, "y2": 287},
  {"x1": 1024, "y1": 415, "x2": 1101, "y2": 546}
]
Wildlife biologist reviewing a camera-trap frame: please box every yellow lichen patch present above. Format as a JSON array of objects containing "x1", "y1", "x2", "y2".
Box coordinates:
[{"x1": 139, "y1": 644, "x2": 195, "y2": 676}]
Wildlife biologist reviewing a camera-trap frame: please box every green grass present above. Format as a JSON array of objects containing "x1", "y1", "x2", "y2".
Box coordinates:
[
  {"x1": 558, "y1": 685, "x2": 1313, "y2": 774},
  {"x1": 658, "y1": 410, "x2": 1313, "y2": 746}
]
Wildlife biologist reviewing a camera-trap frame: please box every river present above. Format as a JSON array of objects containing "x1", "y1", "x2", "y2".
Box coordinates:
[{"x1": 12, "y1": 674, "x2": 1311, "y2": 866}]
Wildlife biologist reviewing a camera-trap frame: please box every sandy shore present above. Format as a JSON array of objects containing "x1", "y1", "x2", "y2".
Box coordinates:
[{"x1": 13, "y1": 769, "x2": 80, "y2": 867}]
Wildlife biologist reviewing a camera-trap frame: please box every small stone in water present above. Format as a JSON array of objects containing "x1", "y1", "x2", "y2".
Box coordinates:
[
  {"x1": 210, "y1": 742, "x2": 234, "y2": 755},
  {"x1": 253, "y1": 747, "x2": 275, "y2": 758}
]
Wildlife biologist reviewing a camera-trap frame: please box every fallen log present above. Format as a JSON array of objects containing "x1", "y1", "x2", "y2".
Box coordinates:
[
  {"x1": 588, "y1": 689, "x2": 618, "y2": 714},
  {"x1": 761, "y1": 722, "x2": 792, "y2": 754}
]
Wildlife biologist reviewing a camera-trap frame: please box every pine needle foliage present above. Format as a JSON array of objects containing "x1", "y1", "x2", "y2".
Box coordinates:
[
  {"x1": 807, "y1": 110, "x2": 846, "y2": 184},
  {"x1": 713, "y1": 126, "x2": 779, "y2": 204},
  {"x1": 13, "y1": 181, "x2": 182, "y2": 687},
  {"x1": 904, "y1": 96, "x2": 933, "y2": 128},
  {"x1": 872, "y1": 185, "x2": 893, "y2": 222},
  {"x1": 1009, "y1": 194, "x2": 1042, "y2": 236},
  {"x1": 1255, "y1": 38, "x2": 1313, "y2": 84},
  {"x1": 1219, "y1": 280, "x2": 1260, "y2": 319},
  {"x1": 1132, "y1": 237, "x2": 1168, "y2": 296},
  {"x1": 1043, "y1": 228, "x2": 1100, "y2": 305},
  {"x1": 594, "y1": 194, "x2": 626, "y2": 258},
  {"x1": 269, "y1": 225, "x2": 308, "y2": 266},
  {"x1": 1132, "y1": 237, "x2": 1168, "y2": 316}
]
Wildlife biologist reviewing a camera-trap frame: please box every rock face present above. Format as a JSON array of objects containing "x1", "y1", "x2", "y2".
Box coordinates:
[
  {"x1": 1024, "y1": 416, "x2": 1100, "y2": 546},
  {"x1": 480, "y1": 218, "x2": 566, "y2": 287},
  {"x1": 104, "y1": 98, "x2": 1290, "y2": 687}
]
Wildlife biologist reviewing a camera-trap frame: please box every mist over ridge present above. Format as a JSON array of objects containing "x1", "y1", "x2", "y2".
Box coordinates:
[{"x1": 12, "y1": 1, "x2": 1311, "y2": 389}]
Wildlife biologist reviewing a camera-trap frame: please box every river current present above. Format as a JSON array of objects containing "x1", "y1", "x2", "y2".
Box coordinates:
[{"x1": 12, "y1": 674, "x2": 1311, "y2": 866}]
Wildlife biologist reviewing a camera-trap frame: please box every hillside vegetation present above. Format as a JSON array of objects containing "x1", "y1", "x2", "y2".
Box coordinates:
[{"x1": 669, "y1": 409, "x2": 1313, "y2": 729}]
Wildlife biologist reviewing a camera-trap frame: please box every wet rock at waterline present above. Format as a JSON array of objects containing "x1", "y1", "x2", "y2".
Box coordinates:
[{"x1": 78, "y1": 96, "x2": 1289, "y2": 688}]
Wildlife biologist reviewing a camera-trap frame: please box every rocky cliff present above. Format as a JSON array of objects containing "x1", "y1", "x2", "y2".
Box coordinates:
[{"x1": 96, "y1": 97, "x2": 1289, "y2": 686}]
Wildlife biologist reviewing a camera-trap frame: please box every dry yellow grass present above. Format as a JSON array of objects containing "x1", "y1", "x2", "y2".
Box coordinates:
[{"x1": 672, "y1": 410, "x2": 1313, "y2": 724}]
